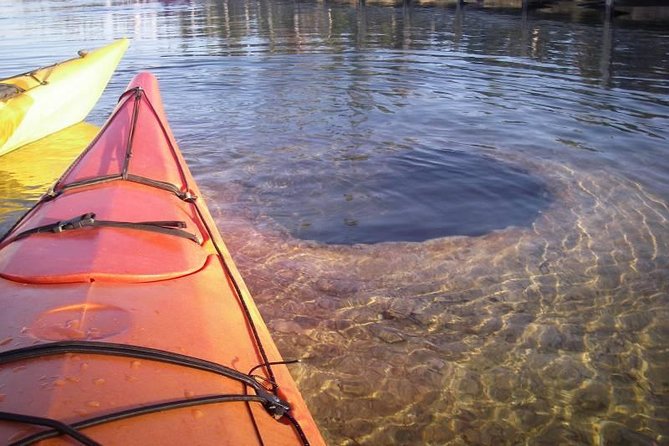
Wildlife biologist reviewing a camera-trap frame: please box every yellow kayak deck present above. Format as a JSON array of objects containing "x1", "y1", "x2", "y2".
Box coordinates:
[{"x1": 0, "y1": 39, "x2": 128, "y2": 156}]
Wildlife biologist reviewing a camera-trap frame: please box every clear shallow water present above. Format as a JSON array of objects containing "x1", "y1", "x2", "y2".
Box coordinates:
[{"x1": 1, "y1": 1, "x2": 668, "y2": 445}]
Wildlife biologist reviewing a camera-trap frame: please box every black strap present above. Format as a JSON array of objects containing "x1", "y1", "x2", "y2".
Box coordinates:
[
  {"x1": 0, "y1": 341, "x2": 290, "y2": 419},
  {"x1": 0, "y1": 341, "x2": 308, "y2": 445},
  {"x1": 3, "y1": 213, "x2": 201, "y2": 246},
  {"x1": 48, "y1": 174, "x2": 196, "y2": 202},
  {"x1": 0, "y1": 412, "x2": 100, "y2": 446},
  {"x1": 122, "y1": 88, "x2": 142, "y2": 179},
  {"x1": 4, "y1": 395, "x2": 270, "y2": 446},
  {"x1": 43, "y1": 173, "x2": 197, "y2": 202}
]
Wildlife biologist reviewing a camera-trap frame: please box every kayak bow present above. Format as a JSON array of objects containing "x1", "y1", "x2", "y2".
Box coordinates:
[
  {"x1": 0, "y1": 39, "x2": 128, "y2": 156},
  {"x1": 0, "y1": 72, "x2": 325, "y2": 446}
]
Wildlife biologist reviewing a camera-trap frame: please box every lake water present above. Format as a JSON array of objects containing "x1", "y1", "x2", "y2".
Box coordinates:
[{"x1": 1, "y1": 0, "x2": 668, "y2": 444}]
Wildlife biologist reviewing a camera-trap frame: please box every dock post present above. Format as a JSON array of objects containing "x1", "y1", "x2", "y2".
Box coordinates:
[
  {"x1": 600, "y1": 0, "x2": 614, "y2": 87},
  {"x1": 454, "y1": 0, "x2": 463, "y2": 51}
]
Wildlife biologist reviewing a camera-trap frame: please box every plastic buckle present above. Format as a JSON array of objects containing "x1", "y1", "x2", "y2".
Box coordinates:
[
  {"x1": 261, "y1": 392, "x2": 291, "y2": 420},
  {"x1": 181, "y1": 190, "x2": 198, "y2": 202},
  {"x1": 43, "y1": 188, "x2": 59, "y2": 201},
  {"x1": 53, "y1": 213, "x2": 96, "y2": 233},
  {"x1": 118, "y1": 86, "x2": 143, "y2": 103}
]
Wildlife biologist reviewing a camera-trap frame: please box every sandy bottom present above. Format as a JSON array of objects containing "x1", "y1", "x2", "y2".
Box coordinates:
[{"x1": 207, "y1": 155, "x2": 669, "y2": 445}]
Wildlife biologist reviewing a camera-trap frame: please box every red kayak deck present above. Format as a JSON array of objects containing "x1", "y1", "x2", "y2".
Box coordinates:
[{"x1": 0, "y1": 72, "x2": 325, "y2": 446}]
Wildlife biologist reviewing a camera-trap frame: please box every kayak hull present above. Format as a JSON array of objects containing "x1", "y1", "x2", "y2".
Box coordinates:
[
  {"x1": 0, "y1": 39, "x2": 128, "y2": 156},
  {"x1": 0, "y1": 72, "x2": 324, "y2": 445}
]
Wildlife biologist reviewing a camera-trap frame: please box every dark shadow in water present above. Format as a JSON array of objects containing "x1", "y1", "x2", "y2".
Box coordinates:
[{"x1": 247, "y1": 149, "x2": 552, "y2": 244}]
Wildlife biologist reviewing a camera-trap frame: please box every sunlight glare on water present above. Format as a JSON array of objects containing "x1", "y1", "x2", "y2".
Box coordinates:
[{"x1": 1, "y1": 0, "x2": 668, "y2": 444}]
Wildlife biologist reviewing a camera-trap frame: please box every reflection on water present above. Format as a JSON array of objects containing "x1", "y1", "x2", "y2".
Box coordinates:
[
  {"x1": 0, "y1": 122, "x2": 99, "y2": 234},
  {"x1": 1, "y1": 0, "x2": 668, "y2": 445}
]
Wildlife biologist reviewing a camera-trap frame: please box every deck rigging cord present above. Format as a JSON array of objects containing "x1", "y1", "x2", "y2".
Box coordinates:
[
  {"x1": 2, "y1": 394, "x2": 275, "y2": 446},
  {"x1": 0, "y1": 48, "x2": 92, "y2": 98},
  {"x1": 0, "y1": 212, "x2": 201, "y2": 248},
  {"x1": 0, "y1": 341, "x2": 309, "y2": 446},
  {"x1": 0, "y1": 61, "x2": 61, "y2": 101},
  {"x1": 0, "y1": 412, "x2": 100, "y2": 446}
]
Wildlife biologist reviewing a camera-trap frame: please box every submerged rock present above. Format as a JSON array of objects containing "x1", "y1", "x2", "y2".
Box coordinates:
[
  {"x1": 572, "y1": 380, "x2": 611, "y2": 413},
  {"x1": 598, "y1": 421, "x2": 659, "y2": 446},
  {"x1": 369, "y1": 325, "x2": 406, "y2": 344}
]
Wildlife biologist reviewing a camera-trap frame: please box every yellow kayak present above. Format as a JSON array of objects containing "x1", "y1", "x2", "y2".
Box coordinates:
[{"x1": 0, "y1": 39, "x2": 128, "y2": 156}]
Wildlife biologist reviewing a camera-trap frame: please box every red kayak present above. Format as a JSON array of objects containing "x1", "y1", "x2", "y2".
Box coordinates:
[{"x1": 0, "y1": 72, "x2": 325, "y2": 446}]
